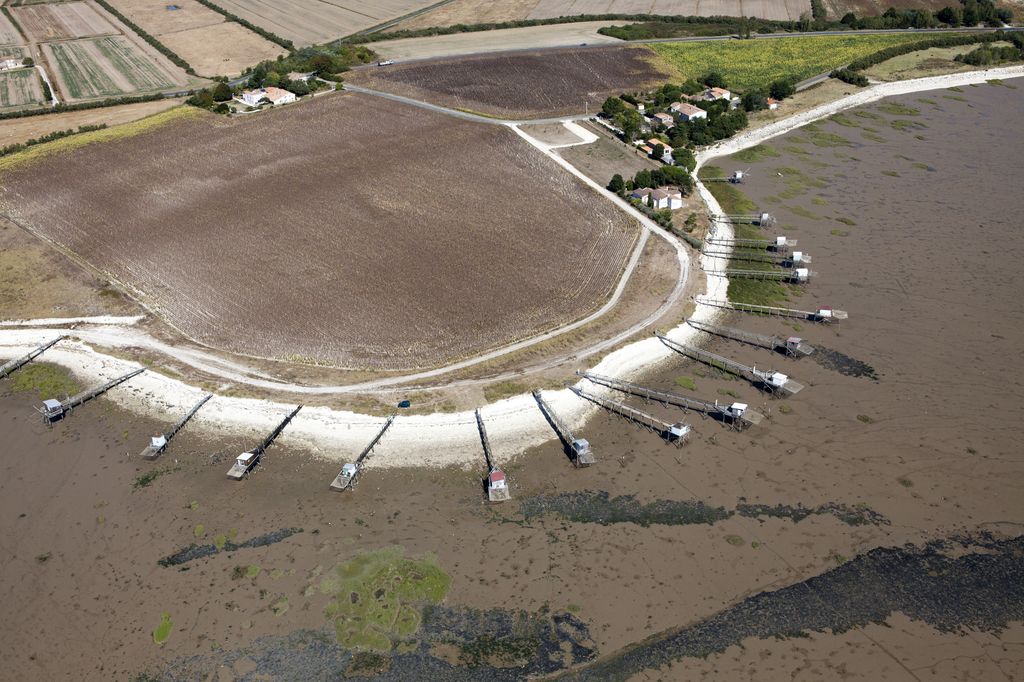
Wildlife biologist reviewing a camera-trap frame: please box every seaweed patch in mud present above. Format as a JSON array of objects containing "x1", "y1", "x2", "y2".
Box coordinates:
[
  {"x1": 810, "y1": 345, "x2": 878, "y2": 379},
  {"x1": 157, "y1": 528, "x2": 303, "y2": 567},
  {"x1": 517, "y1": 491, "x2": 888, "y2": 527},
  {"x1": 153, "y1": 605, "x2": 596, "y2": 681},
  {"x1": 555, "y1": 533, "x2": 1024, "y2": 680}
]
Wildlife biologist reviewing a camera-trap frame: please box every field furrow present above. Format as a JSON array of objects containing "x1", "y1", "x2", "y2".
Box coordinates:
[{"x1": 1, "y1": 93, "x2": 639, "y2": 371}]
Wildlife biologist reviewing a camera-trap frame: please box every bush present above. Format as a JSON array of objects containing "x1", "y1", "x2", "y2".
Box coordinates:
[
  {"x1": 768, "y1": 79, "x2": 796, "y2": 100},
  {"x1": 831, "y1": 68, "x2": 869, "y2": 86}
]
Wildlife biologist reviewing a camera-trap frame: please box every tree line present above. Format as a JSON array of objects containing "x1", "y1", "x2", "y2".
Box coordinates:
[
  {"x1": 0, "y1": 124, "x2": 108, "y2": 159},
  {"x1": 0, "y1": 93, "x2": 165, "y2": 122}
]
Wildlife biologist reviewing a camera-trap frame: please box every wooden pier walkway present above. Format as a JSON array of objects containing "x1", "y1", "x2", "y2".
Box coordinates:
[
  {"x1": 714, "y1": 212, "x2": 776, "y2": 227},
  {"x1": 686, "y1": 319, "x2": 814, "y2": 357},
  {"x1": 39, "y1": 367, "x2": 145, "y2": 423},
  {"x1": 580, "y1": 372, "x2": 763, "y2": 428},
  {"x1": 227, "y1": 405, "x2": 302, "y2": 480},
  {"x1": 330, "y1": 415, "x2": 396, "y2": 491},
  {"x1": 569, "y1": 385, "x2": 690, "y2": 443},
  {"x1": 1, "y1": 336, "x2": 65, "y2": 379},
  {"x1": 477, "y1": 409, "x2": 510, "y2": 502},
  {"x1": 656, "y1": 332, "x2": 804, "y2": 396},
  {"x1": 698, "y1": 299, "x2": 847, "y2": 322},
  {"x1": 702, "y1": 249, "x2": 810, "y2": 267},
  {"x1": 721, "y1": 267, "x2": 812, "y2": 283},
  {"x1": 532, "y1": 390, "x2": 595, "y2": 466},
  {"x1": 140, "y1": 393, "x2": 212, "y2": 460},
  {"x1": 705, "y1": 235, "x2": 796, "y2": 252}
]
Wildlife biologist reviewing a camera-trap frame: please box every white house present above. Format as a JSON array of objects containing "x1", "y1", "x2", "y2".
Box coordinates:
[
  {"x1": 287, "y1": 71, "x2": 315, "y2": 82},
  {"x1": 0, "y1": 57, "x2": 22, "y2": 71},
  {"x1": 632, "y1": 187, "x2": 683, "y2": 210},
  {"x1": 240, "y1": 86, "x2": 297, "y2": 107},
  {"x1": 670, "y1": 102, "x2": 707, "y2": 122},
  {"x1": 767, "y1": 97, "x2": 780, "y2": 110},
  {"x1": 703, "y1": 86, "x2": 731, "y2": 101},
  {"x1": 649, "y1": 188, "x2": 684, "y2": 210}
]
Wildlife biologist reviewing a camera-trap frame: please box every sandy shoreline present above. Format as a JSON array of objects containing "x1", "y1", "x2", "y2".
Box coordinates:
[{"x1": 2, "y1": 65, "x2": 1022, "y2": 468}]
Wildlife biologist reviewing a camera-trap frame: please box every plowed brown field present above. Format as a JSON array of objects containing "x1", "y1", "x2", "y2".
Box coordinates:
[
  {"x1": 0, "y1": 94, "x2": 638, "y2": 371},
  {"x1": 348, "y1": 44, "x2": 670, "y2": 119}
]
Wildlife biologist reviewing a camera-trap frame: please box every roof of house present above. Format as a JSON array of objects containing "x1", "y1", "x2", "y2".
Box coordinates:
[
  {"x1": 287, "y1": 71, "x2": 314, "y2": 80},
  {"x1": 632, "y1": 187, "x2": 653, "y2": 197},
  {"x1": 638, "y1": 145, "x2": 653, "y2": 154},
  {"x1": 673, "y1": 102, "x2": 706, "y2": 116},
  {"x1": 489, "y1": 470, "x2": 505, "y2": 482},
  {"x1": 767, "y1": 98, "x2": 780, "y2": 105},
  {"x1": 263, "y1": 86, "x2": 293, "y2": 100},
  {"x1": 647, "y1": 139, "x2": 671, "y2": 150},
  {"x1": 707, "y1": 87, "x2": 730, "y2": 97},
  {"x1": 652, "y1": 112, "x2": 673, "y2": 120},
  {"x1": 651, "y1": 188, "x2": 682, "y2": 200}
]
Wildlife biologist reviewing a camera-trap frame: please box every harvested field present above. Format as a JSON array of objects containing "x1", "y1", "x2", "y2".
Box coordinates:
[
  {"x1": 0, "y1": 12, "x2": 24, "y2": 45},
  {"x1": 0, "y1": 92, "x2": 639, "y2": 371},
  {"x1": 208, "y1": 0, "x2": 439, "y2": 47},
  {"x1": 158, "y1": 21, "x2": 285, "y2": 76},
  {"x1": 43, "y1": 35, "x2": 184, "y2": 100},
  {"x1": 528, "y1": 0, "x2": 807, "y2": 21},
  {"x1": 12, "y1": 1, "x2": 119, "y2": 41},
  {"x1": 106, "y1": 0, "x2": 284, "y2": 77},
  {"x1": 0, "y1": 68, "x2": 44, "y2": 110},
  {"x1": 106, "y1": 0, "x2": 225, "y2": 34},
  {"x1": 372, "y1": 20, "x2": 624, "y2": 61},
  {"x1": 0, "y1": 97, "x2": 183, "y2": 147},
  {"x1": 348, "y1": 44, "x2": 671, "y2": 119},
  {"x1": 394, "y1": 0, "x2": 538, "y2": 30}
]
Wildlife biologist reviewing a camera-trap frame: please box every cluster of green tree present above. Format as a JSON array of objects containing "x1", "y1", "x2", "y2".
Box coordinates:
[
  {"x1": 0, "y1": 124, "x2": 107, "y2": 159},
  {"x1": 93, "y1": 0, "x2": 195, "y2": 75},
  {"x1": 186, "y1": 82, "x2": 234, "y2": 112},
  {"x1": 838, "y1": 0, "x2": 1010, "y2": 29},
  {"x1": 0, "y1": 93, "x2": 165, "y2": 122},
  {"x1": 831, "y1": 30, "x2": 1018, "y2": 86},
  {"x1": 741, "y1": 79, "x2": 796, "y2": 112},
  {"x1": 598, "y1": 20, "x2": 753, "y2": 40},
  {"x1": 192, "y1": 0, "x2": 294, "y2": 50},
  {"x1": 243, "y1": 44, "x2": 377, "y2": 87},
  {"x1": 609, "y1": 165, "x2": 695, "y2": 195},
  {"x1": 342, "y1": 14, "x2": 765, "y2": 44},
  {"x1": 811, "y1": 0, "x2": 828, "y2": 20},
  {"x1": 38, "y1": 73, "x2": 51, "y2": 102},
  {"x1": 955, "y1": 42, "x2": 1023, "y2": 65},
  {"x1": 676, "y1": 102, "x2": 748, "y2": 146},
  {"x1": 831, "y1": 68, "x2": 869, "y2": 86}
]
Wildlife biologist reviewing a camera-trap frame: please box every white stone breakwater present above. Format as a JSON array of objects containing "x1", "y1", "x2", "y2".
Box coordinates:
[{"x1": 2, "y1": 66, "x2": 1021, "y2": 468}]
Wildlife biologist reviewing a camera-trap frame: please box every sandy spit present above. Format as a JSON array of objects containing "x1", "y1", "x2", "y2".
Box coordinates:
[{"x1": 3, "y1": 66, "x2": 1021, "y2": 468}]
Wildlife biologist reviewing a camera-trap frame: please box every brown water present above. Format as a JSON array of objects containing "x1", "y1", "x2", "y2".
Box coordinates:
[{"x1": 1, "y1": 82, "x2": 1022, "y2": 681}]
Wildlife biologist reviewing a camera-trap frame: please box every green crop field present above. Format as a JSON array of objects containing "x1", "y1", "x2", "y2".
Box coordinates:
[
  {"x1": 0, "y1": 68, "x2": 44, "y2": 109},
  {"x1": 46, "y1": 37, "x2": 176, "y2": 100},
  {"x1": 649, "y1": 34, "x2": 949, "y2": 91}
]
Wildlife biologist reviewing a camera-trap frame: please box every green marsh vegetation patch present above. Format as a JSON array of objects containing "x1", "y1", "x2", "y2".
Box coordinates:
[
  {"x1": 7, "y1": 362, "x2": 80, "y2": 399},
  {"x1": 320, "y1": 547, "x2": 451, "y2": 652}
]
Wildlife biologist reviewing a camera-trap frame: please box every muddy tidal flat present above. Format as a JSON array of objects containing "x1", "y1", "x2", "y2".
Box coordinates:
[{"x1": 1, "y1": 82, "x2": 1023, "y2": 681}]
